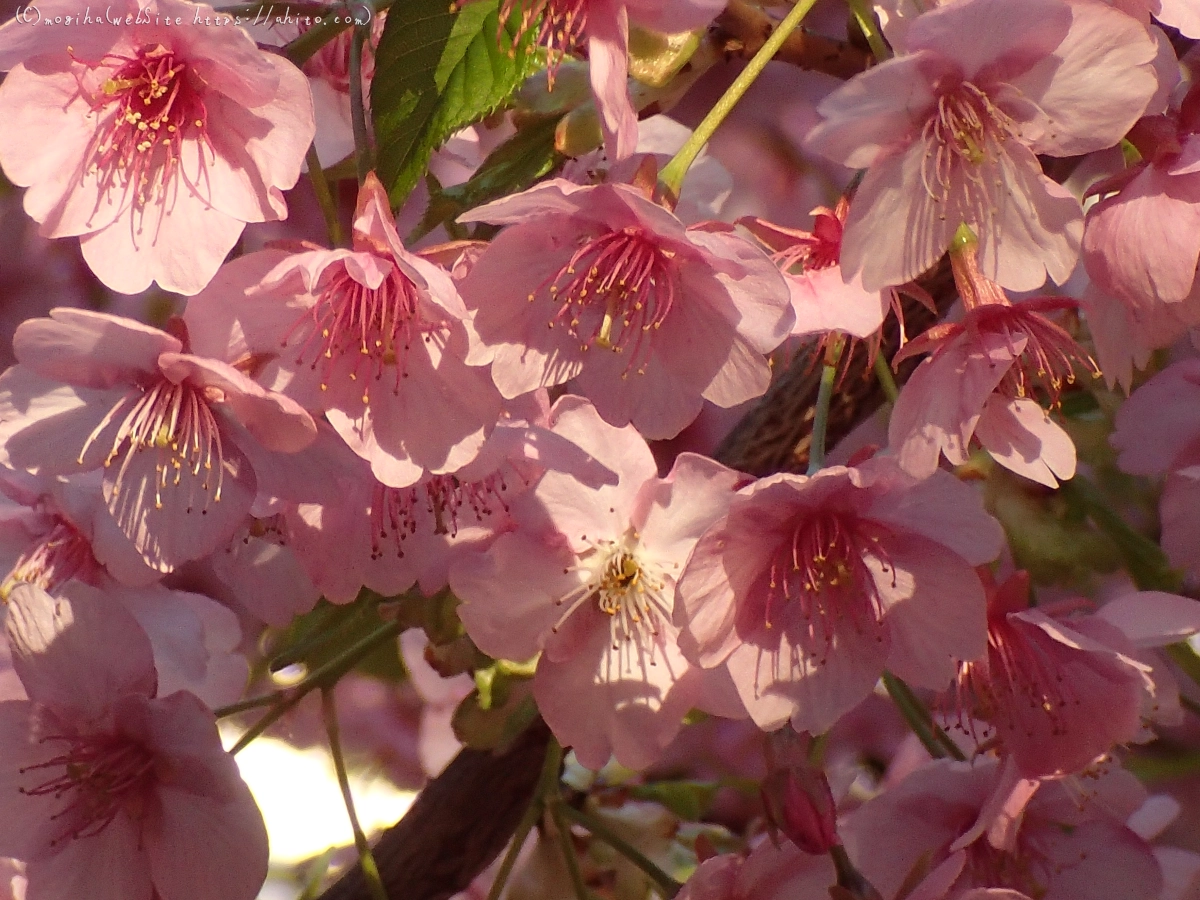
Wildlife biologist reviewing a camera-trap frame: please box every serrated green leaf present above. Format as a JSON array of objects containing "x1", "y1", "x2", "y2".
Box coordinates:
[{"x1": 371, "y1": 0, "x2": 542, "y2": 207}]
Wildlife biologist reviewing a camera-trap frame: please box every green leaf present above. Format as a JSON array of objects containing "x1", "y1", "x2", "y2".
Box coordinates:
[
  {"x1": 371, "y1": 0, "x2": 542, "y2": 207},
  {"x1": 410, "y1": 113, "x2": 565, "y2": 242},
  {"x1": 628, "y1": 781, "x2": 719, "y2": 821}
]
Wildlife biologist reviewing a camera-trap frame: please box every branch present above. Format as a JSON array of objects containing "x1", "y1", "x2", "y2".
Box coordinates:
[
  {"x1": 317, "y1": 720, "x2": 552, "y2": 900},
  {"x1": 712, "y1": 0, "x2": 873, "y2": 81}
]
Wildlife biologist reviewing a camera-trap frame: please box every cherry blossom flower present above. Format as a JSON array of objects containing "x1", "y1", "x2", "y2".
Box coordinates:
[
  {"x1": 1082, "y1": 98, "x2": 1200, "y2": 313},
  {"x1": 0, "y1": 471, "x2": 248, "y2": 706},
  {"x1": 451, "y1": 396, "x2": 746, "y2": 770},
  {"x1": 286, "y1": 394, "x2": 615, "y2": 603},
  {"x1": 185, "y1": 173, "x2": 503, "y2": 488},
  {"x1": 738, "y1": 201, "x2": 889, "y2": 342},
  {"x1": 805, "y1": 0, "x2": 1161, "y2": 292},
  {"x1": 0, "y1": 0, "x2": 315, "y2": 296},
  {"x1": 0, "y1": 581, "x2": 268, "y2": 900},
  {"x1": 887, "y1": 237, "x2": 1094, "y2": 487},
  {"x1": 951, "y1": 571, "x2": 1200, "y2": 777},
  {"x1": 0, "y1": 308, "x2": 317, "y2": 572},
  {"x1": 674, "y1": 839, "x2": 836, "y2": 900},
  {"x1": 1111, "y1": 359, "x2": 1200, "y2": 581},
  {"x1": 498, "y1": 0, "x2": 725, "y2": 159},
  {"x1": 843, "y1": 757, "x2": 1164, "y2": 900},
  {"x1": 457, "y1": 178, "x2": 794, "y2": 440},
  {"x1": 675, "y1": 456, "x2": 1004, "y2": 734}
]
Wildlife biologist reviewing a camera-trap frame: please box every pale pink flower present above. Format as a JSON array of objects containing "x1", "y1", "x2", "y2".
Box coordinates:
[
  {"x1": 844, "y1": 757, "x2": 1164, "y2": 900},
  {"x1": 1111, "y1": 359, "x2": 1200, "y2": 581},
  {"x1": 805, "y1": 0, "x2": 1161, "y2": 292},
  {"x1": 500, "y1": 0, "x2": 725, "y2": 159},
  {"x1": 0, "y1": 471, "x2": 248, "y2": 706},
  {"x1": 457, "y1": 178, "x2": 794, "y2": 440},
  {"x1": 286, "y1": 394, "x2": 614, "y2": 603},
  {"x1": 738, "y1": 201, "x2": 890, "y2": 341},
  {"x1": 451, "y1": 396, "x2": 746, "y2": 770},
  {"x1": 398, "y1": 629, "x2": 473, "y2": 777},
  {"x1": 185, "y1": 173, "x2": 503, "y2": 487},
  {"x1": 675, "y1": 457, "x2": 1004, "y2": 734},
  {"x1": 0, "y1": 308, "x2": 317, "y2": 572},
  {"x1": 0, "y1": 581, "x2": 268, "y2": 900},
  {"x1": 951, "y1": 572, "x2": 1200, "y2": 777},
  {"x1": 0, "y1": 0, "x2": 315, "y2": 296}
]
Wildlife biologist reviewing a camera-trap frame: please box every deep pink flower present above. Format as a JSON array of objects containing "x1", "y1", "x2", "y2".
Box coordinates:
[
  {"x1": 0, "y1": 581, "x2": 268, "y2": 900},
  {"x1": 0, "y1": 0, "x2": 315, "y2": 295},
  {"x1": 739, "y1": 202, "x2": 889, "y2": 341},
  {"x1": 951, "y1": 572, "x2": 1200, "y2": 777},
  {"x1": 185, "y1": 173, "x2": 503, "y2": 487},
  {"x1": 0, "y1": 309, "x2": 317, "y2": 572},
  {"x1": 805, "y1": 0, "x2": 1160, "y2": 292},
  {"x1": 451, "y1": 396, "x2": 745, "y2": 770},
  {"x1": 458, "y1": 178, "x2": 794, "y2": 440},
  {"x1": 675, "y1": 457, "x2": 1003, "y2": 733},
  {"x1": 888, "y1": 242, "x2": 1094, "y2": 487},
  {"x1": 843, "y1": 757, "x2": 1164, "y2": 900},
  {"x1": 500, "y1": 0, "x2": 725, "y2": 159}
]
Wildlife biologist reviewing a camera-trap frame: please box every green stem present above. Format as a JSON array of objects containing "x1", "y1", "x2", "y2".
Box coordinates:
[
  {"x1": 807, "y1": 343, "x2": 841, "y2": 475},
  {"x1": 882, "y1": 671, "x2": 964, "y2": 761},
  {"x1": 873, "y1": 352, "x2": 899, "y2": 403},
  {"x1": 213, "y1": 692, "x2": 281, "y2": 719},
  {"x1": 845, "y1": 0, "x2": 891, "y2": 62},
  {"x1": 284, "y1": 0, "x2": 393, "y2": 68},
  {"x1": 229, "y1": 618, "x2": 403, "y2": 754},
  {"x1": 323, "y1": 690, "x2": 389, "y2": 900},
  {"x1": 556, "y1": 803, "x2": 682, "y2": 899},
  {"x1": 659, "y1": 0, "x2": 821, "y2": 199},
  {"x1": 486, "y1": 740, "x2": 564, "y2": 900},
  {"x1": 306, "y1": 144, "x2": 346, "y2": 247},
  {"x1": 349, "y1": 23, "x2": 374, "y2": 184},
  {"x1": 550, "y1": 801, "x2": 591, "y2": 900}
]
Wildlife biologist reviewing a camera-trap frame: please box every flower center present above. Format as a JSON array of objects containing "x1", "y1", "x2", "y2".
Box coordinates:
[
  {"x1": 79, "y1": 376, "x2": 227, "y2": 512},
  {"x1": 19, "y1": 731, "x2": 156, "y2": 845},
  {"x1": 369, "y1": 473, "x2": 511, "y2": 558},
  {"x1": 967, "y1": 302, "x2": 1101, "y2": 405},
  {"x1": 921, "y1": 82, "x2": 1016, "y2": 202},
  {"x1": 552, "y1": 536, "x2": 672, "y2": 657},
  {"x1": 81, "y1": 44, "x2": 210, "y2": 216},
  {"x1": 284, "y1": 265, "x2": 440, "y2": 405},
  {"x1": 540, "y1": 226, "x2": 676, "y2": 371},
  {"x1": 2, "y1": 519, "x2": 102, "y2": 600},
  {"x1": 761, "y1": 512, "x2": 893, "y2": 652}
]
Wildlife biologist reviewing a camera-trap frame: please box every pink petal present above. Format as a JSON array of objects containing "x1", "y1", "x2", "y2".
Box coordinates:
[
  {"x1": 882, "y1": 533, "x2": 987, "y2": 690},
  {"x1": 13, "y1": 310, "x2": 179, "y2": 389},
  {"x1": 6, "y1": 581, "x2": 156, "y2": 721},
  {"x1": 806, "y1": 53, "x2": 938, "y2": 171},
  {"x1": 1095, "y1": 591, "x2": 1200, "y2": 648},
  {"x1": 974, "y1": 395, "x2": 1077, "y2": 487},
  {"x1": 142, "y1": 695, "x2": 268, "y2": 900},
  {"x1": 586, "y1": 0, "x2": 637, "y2": 162}
]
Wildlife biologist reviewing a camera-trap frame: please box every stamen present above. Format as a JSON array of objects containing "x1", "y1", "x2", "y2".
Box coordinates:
[
  {"x1": 536, "y1": 226, "x2": 676, "y2": 374},
  {"x1": 18, "y1": 732, "x2": 155, "y2": 845}
]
